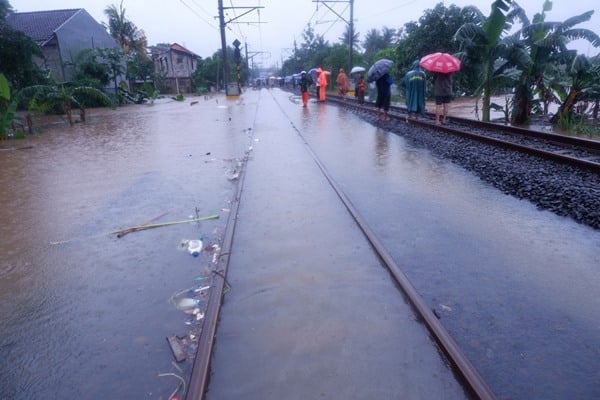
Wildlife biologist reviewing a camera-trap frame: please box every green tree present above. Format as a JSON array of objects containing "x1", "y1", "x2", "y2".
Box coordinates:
[
  {"x1": 0, "y1": 18, "x2": 47, "y2": 90},
  {"x1": 103, "y1": 1, "x2": 147, "y2": 56},
  {"x1": 71, "y1": 48, "x2": 110, "y2": 88},
  {"x1": 397, "y1": 3, "x2": 479, "y2": 94},
  {"x1": 551, "y1": 54, "x2": 600, "y2": 124},
  {"x1": 454, "y1": 0, "x2": 523, "y2": 122},
  {"x1": 0, "y1": 0, "x2": 12, "y2": 20},
  {"x1": 97, "y1": 47, "x2": 126, "y2": 99},
  {"x1": 104, "y1": 1, "x2": 149, "y2": 91},
  {"x1": 0, "y1": 72, "x2": 19, "y2": 139},
  {"x1": 339, "y1": 24, "x2": 360, "y2": 52},
  {"x1": 362, "y1": 27, "x2": 399, "y2": 65},
  {"x1": 23, "y1": 82, "x2": 113, "y2": 126},
  {"x1": 510, "y1": 1, "x2": 600, "y2": 124}
]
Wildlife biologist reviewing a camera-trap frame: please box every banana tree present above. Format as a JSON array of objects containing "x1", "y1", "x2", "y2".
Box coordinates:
[
  {"x1": 0, "y1": 73, "x2": 19, "y2": 139},
  {"x1": 510, "y1": 1, "x2": 600, "y2": 124},
  {"x1": 551, "y1": 54, "x2": 600, "y2": 123},
  {"x1": 23, "y1": 82, "x2": 113, "y2": 126},
  {"x1": 454, "y1": 0, "x2": 525, "y2": 122}
]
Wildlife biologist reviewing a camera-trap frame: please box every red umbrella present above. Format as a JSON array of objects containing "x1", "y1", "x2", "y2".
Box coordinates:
[{"x1": 419, "y1": 52, "x2": 461, "y2": 73}]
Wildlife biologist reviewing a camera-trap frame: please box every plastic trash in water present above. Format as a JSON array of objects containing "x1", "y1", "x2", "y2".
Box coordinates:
[
  {"x1": 187, "y1": 239, "x2": 203, "y2": 257},
  {"x1": 176, "y1": 298, "x2": 200, "y2": 310}
]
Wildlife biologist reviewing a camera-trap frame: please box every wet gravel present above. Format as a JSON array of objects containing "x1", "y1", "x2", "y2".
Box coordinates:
[{"x1": 358, "y1": 112, "x2": 600, "y2": 230}]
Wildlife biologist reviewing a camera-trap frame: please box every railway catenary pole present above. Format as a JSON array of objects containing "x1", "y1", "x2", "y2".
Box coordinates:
[
  {"x1": 314, "y1": 0, "x2": 355, "y2": 70},
  {"x1": 218, "y1": 0, "x2": 229, "y2": 94},
  {"x1": 217, "y1": 1, "x2": 263, "y2": 95}
]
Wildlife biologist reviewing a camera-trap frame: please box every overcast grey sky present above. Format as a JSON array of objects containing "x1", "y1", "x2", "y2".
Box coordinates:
[{"x1": 13, "y1": 0, "x2": 599, "y2": 66}]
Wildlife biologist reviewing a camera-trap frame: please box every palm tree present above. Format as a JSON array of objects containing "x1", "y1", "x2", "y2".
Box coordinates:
[
  {"x1": 510, "y1": 1, "x2": 600, "y2": 124},
  {"x1": 339, "y1": 25, "x2": 360, "y2": 51},
  {"x1": 103, "y1": 1, "x2": 146, "y2": 56},
  {"x1": 454, "y1": 0, "x2": 525, "y2": 122}
]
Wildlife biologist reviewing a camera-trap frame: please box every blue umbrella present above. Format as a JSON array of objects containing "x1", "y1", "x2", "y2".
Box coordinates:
[{"x1": 367, "y1": 59, "x2": 393, "y2": 82}]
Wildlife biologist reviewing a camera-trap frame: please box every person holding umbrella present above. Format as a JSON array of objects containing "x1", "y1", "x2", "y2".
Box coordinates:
[
  {"x1": 434, "y1": 72, "x2": 453, "y2": 125},
  {"x1": 368, "y1": 59, "x2": 394, "y2": 121},
  {"x1": 376, "y1": 73, "x2": 392, "y2": 121},
  {"x1": 418, "y1": 52, "x2": 461, "y2": 125}
]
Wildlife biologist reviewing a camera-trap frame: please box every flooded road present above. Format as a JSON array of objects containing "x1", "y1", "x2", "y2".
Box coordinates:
[{"x1": 0, "y1": 98, "x2": 254, "y2": 399}]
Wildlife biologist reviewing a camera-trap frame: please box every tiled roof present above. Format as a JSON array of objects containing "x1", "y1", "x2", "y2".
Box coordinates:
[
  {"x1": 5, "y1": 9, "x2": 82, "y2": 46},
  {"x1": 171, "y1": 43, "x2": 199, "y2": 57}
]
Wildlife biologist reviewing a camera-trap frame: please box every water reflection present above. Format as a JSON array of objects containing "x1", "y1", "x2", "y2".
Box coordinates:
[{"x1": 273, "y1": 89, "x2": 600, "y2": 400}]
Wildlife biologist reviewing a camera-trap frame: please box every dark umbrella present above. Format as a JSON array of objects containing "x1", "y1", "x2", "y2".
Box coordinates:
[
  {"x1": 367, "y1": 59, "x2": 393, "y2": 82},
  {"x1": 308, "y1": 68, "x2": 318, "y2": 84},
  {"x1": 419, "y1": 52, "x2": 461, "y2": 73}
]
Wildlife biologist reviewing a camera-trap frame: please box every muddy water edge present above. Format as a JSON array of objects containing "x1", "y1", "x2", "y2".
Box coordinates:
[{"x1": 0, "y1": 96, "x2": 255, "y2": 399}]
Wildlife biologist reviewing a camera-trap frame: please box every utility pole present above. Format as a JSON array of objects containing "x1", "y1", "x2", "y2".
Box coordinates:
[
  {"x1": 217, "y1": 1, "x2": 264, "y2": 97},
  {"x1": 218, "y1": 0, "x2": 229, "y2": 94},
  {"x1": 313, "y1": 0, "x2": 355, "y2": 69}
]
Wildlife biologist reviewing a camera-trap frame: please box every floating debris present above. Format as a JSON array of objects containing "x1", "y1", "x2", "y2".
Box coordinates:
[{"x1": 166, "y1": 336, "x2": 186, "y2": 363}]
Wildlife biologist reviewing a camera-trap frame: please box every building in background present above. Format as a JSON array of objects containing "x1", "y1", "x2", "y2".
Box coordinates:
[
  {"x1": 152, "y1": 43, "x2": 199, "y2": 94},
  {"x1": 6, "y1": 9, "x2": 123, "y2": 85}
]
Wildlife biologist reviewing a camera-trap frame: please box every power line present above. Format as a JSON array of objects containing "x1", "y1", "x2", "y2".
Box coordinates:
[{"x1": 178, "y1": 0, "x2": 219, "y2": 30}]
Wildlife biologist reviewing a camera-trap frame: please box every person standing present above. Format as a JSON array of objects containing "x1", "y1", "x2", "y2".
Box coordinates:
[
  {"x1": 299, "y1": 71, "x2": 310, "y2": 107},
  {"x1": 336, "y1": 68, "x2": 349, "y2": 97},
  {"x1": 315, "y1": 67, "x2": 322, "y2": 99},
  {"x1": 355, "y1": 74, "x2": 366, "y2": 104},
  {"x1": 368, "y1": 81, "x2": 376, "y2": 102},
  {"x1": 402, "y1": 60, "x2": 426, "y2": 119},
  {"x1": 318, "y1": 66, "x2": 329, "y2": 102},
  {"x1": 434, "y1": 72, "x2": 453, "y2": 124},
  {"x1": 376, "y1": 73, "x2": 392, "y2": 121}
]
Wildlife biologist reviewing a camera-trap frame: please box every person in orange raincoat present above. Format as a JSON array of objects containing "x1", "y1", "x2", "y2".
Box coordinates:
[
  {"x1": 317, "y1": 66, "x2": 329, "y2": 102},
  {"x1": 336, "y1": 68, "x2": 349, "y2": 96}
]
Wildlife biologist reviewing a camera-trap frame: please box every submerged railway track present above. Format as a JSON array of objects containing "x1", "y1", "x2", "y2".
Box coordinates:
[
  {"x1": 327, "y1": 94, "x2": 600, "y2": 174},
  {"x1": 188, "y1": 90, "x2": 599, "y2": 399},
  {"x1": 188, "y1": 90, "x2": 497, "y2": 400}
]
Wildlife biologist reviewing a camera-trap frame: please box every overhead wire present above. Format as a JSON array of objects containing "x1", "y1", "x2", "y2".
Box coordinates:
[{"x1": 178, "y1": 0, "x2": 219, "y2": 30}]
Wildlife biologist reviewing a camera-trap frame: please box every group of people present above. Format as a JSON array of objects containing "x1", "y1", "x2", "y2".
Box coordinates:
[
  {"x1": 299, "y1": 61, "x2": 454, "y2": 125},
  {"x1": 298, "y1": 66, "x2": 331, "y2": 107},
  {"x1": 401, "y1": 60, "x2": 453, "y2": 125}
]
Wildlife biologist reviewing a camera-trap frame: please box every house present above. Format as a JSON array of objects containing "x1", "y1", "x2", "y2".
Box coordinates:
[
  {"x1": 6, "y1": 9, "x2": 122, "y2": 84},
  {"x1": 152, "y1": 43, "x2": 199, "y2": 94}
]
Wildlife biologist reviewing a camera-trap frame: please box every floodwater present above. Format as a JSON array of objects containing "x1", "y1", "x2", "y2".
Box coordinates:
[
  {"x1": 1, "y1": 89, "x2": 599, "y2": 399},
  {"x1": 273, "y1": 89, "x2": 600, "y2": 400},
  {"x1": 0, "y1": 98, "x2": 254, "y2": 399}
]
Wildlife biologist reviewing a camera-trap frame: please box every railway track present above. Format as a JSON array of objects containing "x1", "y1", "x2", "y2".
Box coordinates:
[
  {"x1": 326, "y1": 94, "x2": 600, "y2": 174},
  {"x1": 188, "y1": 90, "x2": 496, "y2": 400}
]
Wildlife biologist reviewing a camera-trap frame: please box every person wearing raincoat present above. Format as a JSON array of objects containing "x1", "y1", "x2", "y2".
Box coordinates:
[
  {"x1": 317, "y1": 66, "x2": 329, "y2": 102},
  {"x1": 402, "y1": 60, "x2": 427, "y2": 119},
  {"x1": 336, "y1": 68, "x2": 349, "y2": 97}
]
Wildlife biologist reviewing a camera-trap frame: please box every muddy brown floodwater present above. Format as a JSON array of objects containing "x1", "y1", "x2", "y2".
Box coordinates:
[{"x1": 0, "y1": 96, "x2": 254, "y2": 399}]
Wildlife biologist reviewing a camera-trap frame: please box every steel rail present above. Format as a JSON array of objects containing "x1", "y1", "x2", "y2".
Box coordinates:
[
  {"x1": 185, "y1": 94, "x2": 260, "y2": 400},
  {"x1": 187, "y1": 90, "x2": 497, "y2": 399},
  {"x1": 326, "y1": 95, "x2": 600, "y2": 174},
  {"x1": 273, "y1": 91, "x2": 496, "y2": 400}
]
